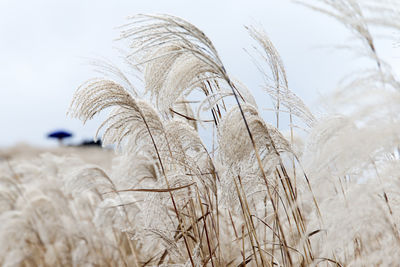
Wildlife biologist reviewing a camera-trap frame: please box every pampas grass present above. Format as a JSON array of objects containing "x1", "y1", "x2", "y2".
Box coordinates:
[{"x1": 2, "y1": 1, "x2": 400, "y2": 266}]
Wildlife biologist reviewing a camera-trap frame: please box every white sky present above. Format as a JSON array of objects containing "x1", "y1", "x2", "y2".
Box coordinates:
[{"x1": 1, "y1": 0, "x2": 399, "y2": 147}]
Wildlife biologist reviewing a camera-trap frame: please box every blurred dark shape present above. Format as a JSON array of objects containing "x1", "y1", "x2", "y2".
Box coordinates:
[
  {"x1": 79, "y1": 139, "x2": 102, "y2": 147},
  {"x1": 47, "y1": 130, "x2": 73, "y2": 145}
]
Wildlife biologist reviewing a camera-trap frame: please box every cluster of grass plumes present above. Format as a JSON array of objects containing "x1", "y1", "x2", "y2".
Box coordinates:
[
  {"x1": 0, "y1": 152, "x2": 141, "y2": 266},
  {"x1": 67, "y1": 13, "x2": 324, "y2": 266},
  {"x1": 3, "y1": 0, "x2": 400, "y2": 266}
]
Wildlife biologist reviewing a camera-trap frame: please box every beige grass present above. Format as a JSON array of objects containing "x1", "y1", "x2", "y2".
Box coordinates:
[{"x1": 2, "y1": 1, "x2": 400, "y2": 266}]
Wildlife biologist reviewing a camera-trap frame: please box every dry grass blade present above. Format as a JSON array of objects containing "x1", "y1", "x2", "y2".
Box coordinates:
[{"x1": 109, "y1": 182, "x2": 196, "y2": 193}]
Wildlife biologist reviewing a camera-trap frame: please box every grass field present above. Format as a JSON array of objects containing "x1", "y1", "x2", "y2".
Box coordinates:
[{"x1": 2, "y1": 1, "x2": 400, "y2": 266}]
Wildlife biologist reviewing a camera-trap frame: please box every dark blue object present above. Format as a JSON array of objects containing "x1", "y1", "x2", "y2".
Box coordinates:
[{"x1": 47, "y1": 130, "x2": 73, "y2": 144}]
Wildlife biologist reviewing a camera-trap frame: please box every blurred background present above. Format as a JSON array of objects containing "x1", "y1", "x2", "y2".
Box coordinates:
[{"x1": 1, "y1": 0, "x2": 399, "y2": 148}]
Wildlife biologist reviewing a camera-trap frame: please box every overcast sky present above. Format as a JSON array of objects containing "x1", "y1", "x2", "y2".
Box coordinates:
[{"x1": 1, "y1": 0, "x2": 399, "y2": 147}]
